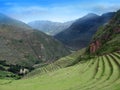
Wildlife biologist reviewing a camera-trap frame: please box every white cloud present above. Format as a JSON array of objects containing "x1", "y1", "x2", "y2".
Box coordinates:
[
  {"x1": 4, "y1": 5, "x2": 84, "y2": 22},
  {"x1": 91, "y1": 4, "x2": 120, "y2": 14},
  {"x1": 3, "y1": 2, "x2": 120, "y2": 23}
]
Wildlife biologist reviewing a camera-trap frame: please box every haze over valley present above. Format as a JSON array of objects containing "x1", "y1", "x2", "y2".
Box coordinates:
[{"x1": 0, "y1": 0, "x2": 120, "y2": 90}]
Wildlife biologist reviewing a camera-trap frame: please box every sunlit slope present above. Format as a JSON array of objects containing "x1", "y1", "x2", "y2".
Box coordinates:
[
  {"x1": 0, "y1": 51, "x2": 120, "y2": 90},
  {"x1": 25, "y1": 48, "x2": 86, "y2": 78}
]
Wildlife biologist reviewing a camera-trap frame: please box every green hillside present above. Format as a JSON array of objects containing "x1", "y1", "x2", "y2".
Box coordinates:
[
  {"x1": 0, "y1": 14, "x2": 70, "y2": 78},
  {"x1": 24, "y1": 48, "x2": 86, "y2": 78},
  {"x1": 0, "y1": 6, "x2": 120, "y2": 90},
  {"x1": 0, "y1": 52, "x2": 120, "y2": 90},
  {"x1": 87, "y1": 10, "x2": 120, "y2": 55},
  {"x1": 0, "y1": 24, "x2": 70, "y2": 66}
]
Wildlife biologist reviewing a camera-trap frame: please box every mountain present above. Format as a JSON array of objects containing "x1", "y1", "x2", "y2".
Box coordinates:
[
  {"x1": 0, "y1": 13, "x2": 31, "y2": 29},
  {"x1": 0, "y1": 13, "x2": 70, "y2": 76},
  {"x1": 28, "y1": 20, "x2": 74, "y2": 35},
  {"x1": 54, "y1": 12, "x2": 115, "y2": 50},
  {"x1": 19, "y1": 10, "x2": 120, "y2": 90},
  {"x1": 0, "y1": 11, "x2": 120, "y2": 90},
  {"x1": 87, "y1": 10, "x2": 120, "y2": 55}
]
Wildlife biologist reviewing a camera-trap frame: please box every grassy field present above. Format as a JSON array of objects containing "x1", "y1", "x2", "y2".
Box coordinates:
[
  {"x1": 25, "y1": 48, "x2": 86, "y2": 78},
  {"x1": 0, "y1": 51, "x2": 120, "y2": 90}
]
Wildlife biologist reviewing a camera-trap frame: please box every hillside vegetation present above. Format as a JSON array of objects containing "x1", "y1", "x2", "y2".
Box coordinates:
[
  {"x1": 0, "y1": 14, "x2": 70, "y2": 77},
  {"x1": 24, "y1": 48, "x2": 86, "y2": 78},
  {"x1": 0, "y1": 7, "x2": 120, "y2": 90},
  {"x1": 0, "y1": 24, "x2": 70, "y2": 65},
  {"x1": 88, "y1": 10, "x2": 120, "y2": 55},
  {"x1": 0, "y1": 52, "x2": 120, "y2": 90}
]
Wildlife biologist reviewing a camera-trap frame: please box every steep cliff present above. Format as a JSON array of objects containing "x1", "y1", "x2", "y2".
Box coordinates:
[{"x1": 88, "y1": 10, "x2": 120, "y2": 55}]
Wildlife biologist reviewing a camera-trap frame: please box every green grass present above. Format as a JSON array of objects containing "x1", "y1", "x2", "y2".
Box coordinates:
[
  {"x1": 0, "y1": 52, "x2": 120, "y2": 90},
  {"x1": 25, "y1": 48, "x2": 86, "y2": 78}
]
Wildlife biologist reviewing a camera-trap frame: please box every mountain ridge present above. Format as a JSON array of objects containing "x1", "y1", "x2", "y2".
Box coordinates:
[
  {"x1": 54, "y1": 12, "x2": 115, "y2": 50},
  {"x1": 28, "y1": 20, "x2": 74, "y2": 35},
  {"x1": 0, "y1": 13, "x2": 70, "y2": 76}
]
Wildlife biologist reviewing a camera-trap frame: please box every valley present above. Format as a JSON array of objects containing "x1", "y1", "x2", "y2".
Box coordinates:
[
  {"x1": 0, "y1": 52, "x2": 120, "y2": 90},
  {"x1": 0, "y1": 1, "x2": 120, "y2": 90}
]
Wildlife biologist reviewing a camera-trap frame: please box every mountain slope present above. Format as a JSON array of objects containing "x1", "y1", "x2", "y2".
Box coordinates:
[
  {"x1": 24, "y1": 48, "x2": 86, "y2": 78},
  {"x1": 55, "y1": 12, "x2": 115, "y2": 50},
  {"x1": 0, "y1": 13, "x2": 30, "y2": 29},
  {"x1": 0, "y1": 11, "x2": 120, "y2": 90},
  {"x1": 0, "y1": 13, "x2": 70, "y2": 75},
  {"x1": 28, "y1": 20, "x2": 74, "y2": 35},
  {"x1": 0, "y1": 51, "x2": 120, "y2": 90},
  {"x1": 87, "y1": 10, "x2": 120, "y2": 55}
]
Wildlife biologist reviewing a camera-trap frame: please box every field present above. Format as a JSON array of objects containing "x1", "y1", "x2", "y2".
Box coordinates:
[{"x1": 0, "y1": 51, "x2": 120, "y2": 90}]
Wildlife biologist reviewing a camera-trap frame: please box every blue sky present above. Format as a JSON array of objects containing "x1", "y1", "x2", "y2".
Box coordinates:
[{"x1": 0, "y1": 0, "x2": 120, "y2": 23}]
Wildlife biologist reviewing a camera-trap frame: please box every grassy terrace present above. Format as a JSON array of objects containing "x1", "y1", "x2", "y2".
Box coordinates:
[{"x1": 0, "y1": 52, "x2": 120, "y2": 90}]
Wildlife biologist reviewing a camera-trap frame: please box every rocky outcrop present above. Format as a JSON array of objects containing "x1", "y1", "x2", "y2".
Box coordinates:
[
  {"x1": 87, "y1": 10, "x2": 120, "y2": 55},
  {"x1": 115, "y1": 28, "x2": 120, "y2": 33},
  {"x1": 90, "y1": 40, "x2": 101, "y2": 53}
]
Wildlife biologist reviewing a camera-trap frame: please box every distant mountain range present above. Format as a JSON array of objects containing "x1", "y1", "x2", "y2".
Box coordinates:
[
  {"x1": 0, "y1": 9, "x2": 120, "y2": 90},
  {"x1": 54, "y1": 12, "x2": 115, "y2": 50},
  {"x1": 0, "y1": 13, "x2": 70, "y2": 72},
  {"x1": 28, "y1": 20, "x2": 74, "y2": 35}
]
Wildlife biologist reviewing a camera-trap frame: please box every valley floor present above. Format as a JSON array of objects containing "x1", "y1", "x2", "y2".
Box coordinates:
[{"x1": 0, "y1": 52, "x2": 120, "y2": 90}]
